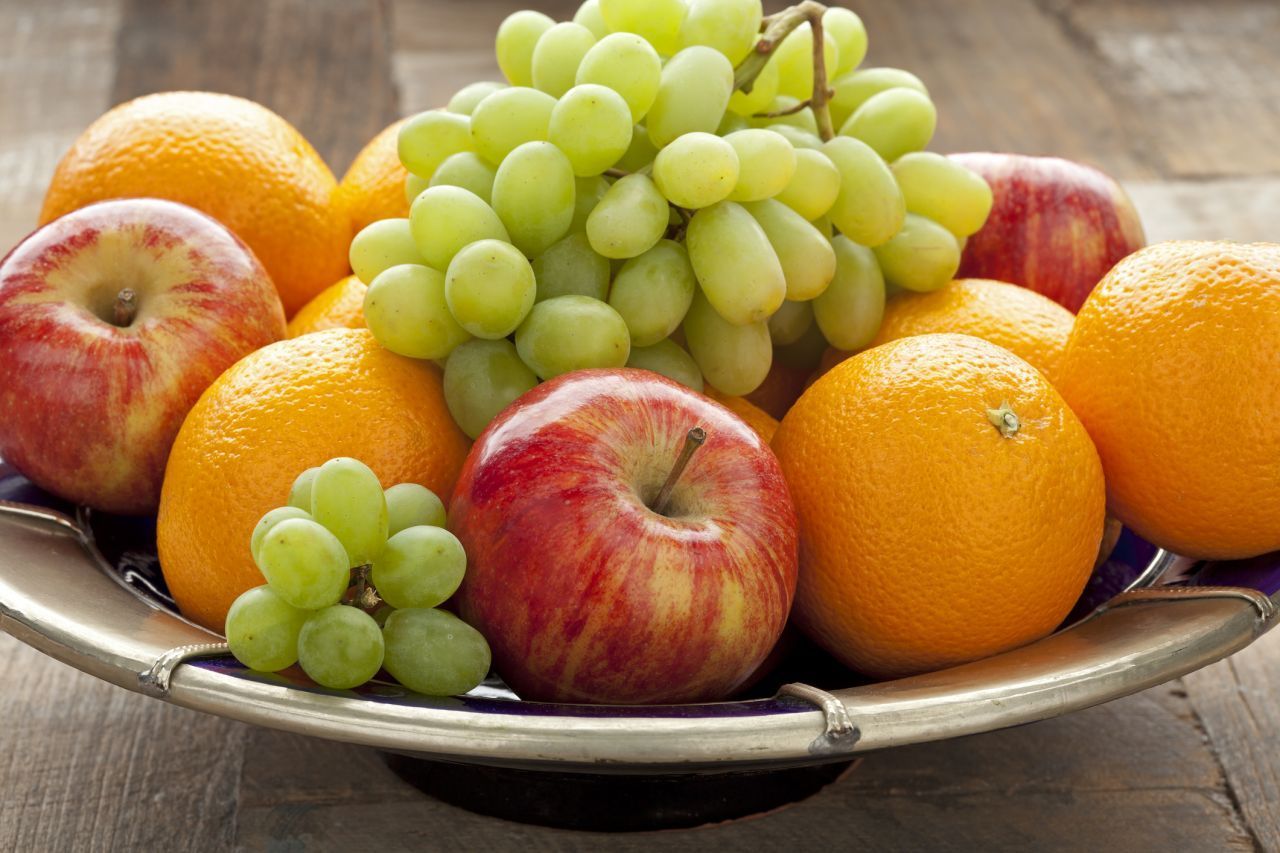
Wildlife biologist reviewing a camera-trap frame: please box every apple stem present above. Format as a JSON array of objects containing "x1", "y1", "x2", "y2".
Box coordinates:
[
  {"x1": 986, "y1": 402, "x2": 1021, "y2": 438},
  {"x1": 112, "y1": 288, "x2": 138, "y2": 327},
  {"x1": 652, "y1": 427, "x2": 707, "y2": 516}
]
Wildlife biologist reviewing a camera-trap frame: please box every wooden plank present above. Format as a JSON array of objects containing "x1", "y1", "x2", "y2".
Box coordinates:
[{"x1": 1125, "y1": 178, "x2": 1280, "y2": 244}]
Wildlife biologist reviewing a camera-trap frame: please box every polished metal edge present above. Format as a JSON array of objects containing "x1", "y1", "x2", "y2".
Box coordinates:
[{"x1": 1100, "y1": 584, "x2": 1278, "y2": 623}]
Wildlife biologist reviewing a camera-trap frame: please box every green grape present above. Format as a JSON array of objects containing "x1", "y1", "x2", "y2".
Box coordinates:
[
  {"x1": 385, "y1": 483, "x2": 447, "y2": 535},
  {"x1": 447, "y1": 81, "x2": 507, "y2": 116},
  {"x1": 372, "y1": 604, "x2": 394, "y2": 629},
  {"x1": 828, "y1": 67, "x2": 928, "y2": 129},
  {"x1": 872, "y1": 213, "x2": 961, "y2": 293},
  {"x1": 469, "y1": 86, "x2": 557, "y2": 164},
  {"x1": 767, "y1": 299, "x2": 814, "y2": 346},
  {"x1": 288, "y1": 467, "x2": 319, "y2": 511},
  {"x1": 491, "y1": 141, "x2": 575, "y2": 257},
  {"x1": 725, "y1": 129, "x2": 796, "y2": 202},
  {"x1": 363, "y1": 264, "x2": 471, "y2": 360},
  {"x1": 775, "y1": 318, "x2": 829, "y2": 371},
  {"x1": 626, "y1": 338, "x2": 704, "y2": 390},
  {"x1": 742, "y1": 199, "x2": 836, "y2": 301},
  {"x1": 548, "y1": 84, "x2": 633, "y2": 176},
  {"x1": 443, "y1": 339, "x2": 539, "y2": 439},
  {"x1": 646, "y1": 46, "x2": 735, "y2": 148},
  {"x1": 599, "y1": 0, "x2": 685, "y2": 56},
  {"x1": 428, "y1": 152, "x2": 497, "y2": 204},
  {"x1": 256, "y1": 518, "x2": 350, "y2": 610},
  {"x1": 251, "y1": 506, "x2": 312, "y2": 566},
  {"x1": 495, "y1": 9, "x2": 555, "y2": 87},
  {"x1": 585, "y1": 173, "x2": 669, "y2": 259},
  {"x1": 573, "y1": 0, "x2": 608, "y2": 38},
  {"x1": 349, "y1": 220, "x2": 418, "y2": 285},
  {"x1": 813, "y1": 235, "x2": 886, "y2": 350},
  {"x1": 409, "y1": 185, "x2": 510, "y2": 271},
  {"x1": 515, "y1": 295, "x2": 631, "y2": 380},
  {"x1": 812, "y1": 214, "x2": 834, "y2": 237},
  {"x1": 532, "y1": 232, "x2": 611, "y2": 302},
  {"x1": 728, "y1": 56, "x2": 778, "y2": 117},
  {"x1": 652, "y1": 132, "x2": 739, "y2": 209},
  {"x1": 575, "y1": 33, "x2": 662, "y2": 124},
  {"x1": 397, "y1": 110, "x2": 474, "y2": 179},
  {"x1": 608, "y1": 239, "x2": 696, "y2": 345},
  {"x1": 382, "y1": 608, "x2": 492, "y2": 696},
  {"x1": 775, "y1": 147, "x2": 840, "y2": 220},
  {"x1": 717, "y1": 112, "x2": 750, "y2": 136},
  {"x1": 616, "y1": 124, "x2": 660, "y2": 171},
  {"x1": 766, "y1": 123, "x2": 822, "y2": 151},
  {"x1": 445, "y1": 239, "x2": 537, "y2": 339},
  {"x1": 570, "y1": 174, "x2": 612, "y2": 232},
  {"x1": 679, "y1": 0, "x2": 762, "y2": 65},
  {"x1": 824, "y1": 7, "x2": 868, "y2": 76},
  {"x1": 404, "y1": 172, "x2": 430, "y2": 206},
  {"x1": 297, "y1": 605, "x2": 385, "y2": 690},
  {"x1": 311, "y1": 457, "x2": 389, "y2": 568},
  {"x1": 531, "y1": 22, "x2": 597, "y2": 97},
  {"x1": 840, "y1": 88, "x2": 937, "y2": 163},
  {"x1": 750, "y1": 96, "x2": 818, "y2": 134},
  {"x1": 683, "y1": 291, "x2": 771, "y2": 395},
  {"x1": 891, "y1": 152, "x2": 993, "y2": 238},
  {"x1": 773, "y1": 24, "x2": 839, "y2": 100},
  {"x1": 823, "y1": 136, "x2": 905, "y2": 247},
  {"x1": 686, "y1": 201, "x2": 786, "y2": 325},
  {"x1": 371, "y1": 526, "x2": 467, "y2": 610},
  {"x1": 225, "y1": 585, "x2": 309, "y2": 673}
]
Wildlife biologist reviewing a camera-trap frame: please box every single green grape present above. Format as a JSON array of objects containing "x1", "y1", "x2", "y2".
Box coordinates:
[
  {"x1": 823, "y1": 136, "x2": 905, "y2": 247},
  {"x1": 311, "y1": 457, "x2": 388, "y2": 568},
  {"x1": 742, "y1": 199, "x2": 837, "y2": 301},
  {"x1": 598, "y1": 0, "x2": 684, "y2": 55},
  {"x1": 250, "y1": 506, "x2": 312, "y2": 566},
  {"x1": 717, "y1": 111, "x2": 750, "y2": 136},
  {"x1": 774, "y1": 317, "x2": 829, "y2": 371},
  {"x1": 297, "y1": 605, "x2": 385, "y2": 690},
  {"x1": 256, "y1": 518, "x2": 351, "y2": 610},
  {"x1": 615, "y1": 124, "x2": 659, "y2": 171},
  {"x1": 575, "y1": 32, "x2": 662, "y2": 124},
  {"x1": 773, "y1": 24, "x2": 839, "y2": 100},
  {"x1": 549, "y1": 84, "x2": 633, "y2": 177},
  {"x1": 725, "y1": 129, "x2": 797, "y2": 202},
  {"x1": 775, "y1": 147, "x2": 840, "y2": 220},
  {"x1": 766, "y1": 123, "x2": 823, "y2": 151},
  {"x1": 429, "y1": 152, "x2": 498, "y2": 204},
  {"x1": 626, "y1": 338, "x2": 704, "y2": 391},
  {"x1": 385, "y1": 483, "x2": 447, "y2": 535},
  {"x1": 225, "y1": 585, "x2": 309, "y2": 673},
  {"x1": 829, "y1": 67, "x2": 928, "y2": 130},
  {"x1": 491, "y1": 141, "x2": 576, "y2": 257},
  {"x1": 446, "y1": 81, "x2": 507, "y2": 116},
  {"x1": 585, "y1": 173, "x2": 669, "y2": 259},
  {"x1": 382, "y1": 608, "x2": 491, "y2": 697},
  {"x1": 443, "y1": 338, "x2": 539, "y2": 439},
  {"x1": 495, "y1": 9, "x2": 555, "y2": 87},
  {"x1": 530, "y1": 23, "x2": 595, "y2": 100},
  {"x1": 404, "y1": 172, "x2": 430, "y2": 206},
  {"x1": 728, "y1": 54, "x2": 779, "y2": 118},
  {"x1": 685, "y1": 201, "x2": 786, "y2": 325},
  {"x1": 652, "y1": 132, "x2": 740, "y2": 209},
  {"x1": 469, "y1": 86, "x2": 557, "y2": 165},
  {"x1": 570, "y1": 174, "x2": 611, "y2": 232},
  {"x1": 824, "y1": 7, "x2": 868, "y2": 76},
  {"x1": 683, "y1": 290, "x2": 772, "y2": 396},
  {"x1": 363, "y1": 264, "x2": 471, "y2": 360},
  {"x1": 608, "y1": 239, "x2": 696, "y2": 345},
  {"x1": 813, "y1": 235, "x2": 886, "y2": 350},
  {"x1": 348, "y1": 218, "x2": 424, "y2": 285},
  {"x1": 288, "y1": 467, "x2": 320, "y2": 511},
  {"x1": 397, "y1": 110, "x2": 474, "y2": 179},
  {"x1": 767, "y1": 299, "x2": 815, "y2": 346},
  {"x1": 679, "y1": 0, "x2": 762, "y2": 64},
  {"x1": 573, "y1": 0, "x2": 608, "y2": 38},
  {"x1": 872, "y1": 213, "x2": 961, "y2": 293},
  {"x1": 409, "y1": 185, "x2": 509, "y2": 271},
  {"x1": 515, "y1": 295, "x2": 630, "y2": 380},
  {"x1": 891, "y1": 152, "x2": 994, "y2": 238},
  {"x1": 532, "y1": 232, "x2": 611, "y2": 302},
  {"x1": 646, "y1": 46, "x2": 734, "y2": 148},
  {"x1": 444, "y1": 239, "x2": 536, "y2": 339},
  {"x1": 371, "y1": 526, "x2": 467, "y2": 610},
  {"x1": 840, "y1": 88, "x2": 937, "y2": 163}
]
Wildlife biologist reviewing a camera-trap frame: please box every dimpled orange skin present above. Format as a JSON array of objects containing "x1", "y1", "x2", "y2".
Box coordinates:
[
  {"x1": 286, "y1": 275, "x2": 367, "y2": 338},
  {"x1": 773, "y1": 333, "x2": 1105, "y2": 679},
  {"x1": 157, "y1": 329, "x2": 470, "y2": 631},
  {"x1": 40, "y1": 92, "x2": 351, "y2": 317},
  {"x1": 1057, "y1": 241, "x2": 1280, "y2": 560},
  {"x1": 703, "y1": 388, "x2": 779, "y2": 443},
  {"x1": 338, "y1": 118, "x2": 411, "y2": 234}
]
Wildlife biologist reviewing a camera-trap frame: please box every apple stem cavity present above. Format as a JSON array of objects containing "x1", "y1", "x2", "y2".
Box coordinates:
[
  {"x1": 986, "y1": 402, "x2": 1021, "y2": 438},
  {"x1": 651, "y1": 427, "x2": 707, "y2": 516},
  {"x1": 112, "y1": 288, "x2": 138, "y2": 327},
  {"x1": 735, "y1": 0, "x2": 836, "y2": 141}
]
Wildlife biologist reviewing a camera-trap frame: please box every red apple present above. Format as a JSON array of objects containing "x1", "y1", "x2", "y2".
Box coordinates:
[
  {"x1": 950, "y1": 152, "x2": 1145, "y2": 312},
  {"x1": 0, "y1": 199, "x2": 286, "y2": 513},
  {"x1": 450, "y1": 368, "x2": 798, "y2": 704}
]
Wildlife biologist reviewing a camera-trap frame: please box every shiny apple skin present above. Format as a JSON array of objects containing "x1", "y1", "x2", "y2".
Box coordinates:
[
  {"x1": 0, "y1": 198, "x2": 286, "y2": 513},
  {"x1": 450, "y1": 368, "x2": 799, "y2": 704},
  {"x1": 951, "y1": 152, "x2": 1145, "y2": 313}
]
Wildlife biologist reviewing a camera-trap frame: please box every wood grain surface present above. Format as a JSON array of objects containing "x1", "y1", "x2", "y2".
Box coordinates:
[{"x1": 1, "y1": 0, "x2": 1279, "y2": 850}]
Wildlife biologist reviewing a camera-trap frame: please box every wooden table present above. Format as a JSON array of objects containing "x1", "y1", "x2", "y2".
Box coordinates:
[{"x1": 3, "y1": 1, "x2": 1279, "y2": 849}]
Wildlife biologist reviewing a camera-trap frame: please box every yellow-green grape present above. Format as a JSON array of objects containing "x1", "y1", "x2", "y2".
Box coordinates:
[
  {"x1": 398, "y1": 110, "x2": 474, "y2": 179},
  {"x1": 767, "y1": 123, "x2": 823, "y2": 151},
  {"x1": 256, "y1": 518, "x2": 350, "y2": 610},
  {"x1": 686, "y1": 201, "x2": 786, "y2": 325},
  {"x1": 495, "y1": 9, "x2": 555, "y2": 86},
  {"x1": 515, "y1": 295, "x2": 631, "y2": 380},
  {"x1": 297, "y1": 605, "x2": 385, "y2": 690},
  {"x1": 599, "y1": 0, "x2": 685, "y2": 56},
  {"x1": 349, "y1": 218, "x2": 424, "y2": 284},
  {"x1": 824, "y1": 7, "x2": 868, "y2": 76},
  {"x1": 840, "y1": 88, "x2": 937, "y2": 163},
  {"x1": 742, "y1": 199, "x2": 837, "y2": 301},
  {"x1": 573, "y1": 0, "x2": 608, "y2": 38},
  {"x1": 872, "y1": 213, "x2": 961, "y2": 293},
  {"x1": 717, "y1": 111, "x2": 750, "y2": 136},
  {"x1": 491, "y1": 141, "x2": 575, "y2": 257},
  {"x1": 608, "y1": 239, "x2": 696, "y2": 345},
  {"x1": 775, "y1": 147, "x2": 840, "y2": 221},
  {"x1": 570, "y1": 174, "x2": 611, "y2": 232},
  {"x1": 311, "y1": 457, "x2": 388, "y2": 568},
  {"x1": 225, "y1": 586, "x2": 309, "y2": 673},
  {"x1": 828, "y1": 67, "x2": 928, "y2": 129},
  {"x1": 653, "y1": 132, "x2": 740, "y2": 209},
  {"x1": 444, "y1": 239, "x2": 537, "y2": 339},
  {"x1": 385, "y1": 482, "x2": 447, "y2": 535},
  {"x1": 728, "y1": 56, "x2": 778, "y2": 117},
  {"x1": 371, "y1": 526, "x2": 467, "y2": 610},
  {"x1": 533, "y1": 232, "x2": 611, "y2": 302},
  {"x1": 813, "y1": 235, "x2": 886, "y2": 350},
  {"x1": 616, "y1": 124, "x2": 659, "y2": 171},
  {"x1": 251, "y1": 506, "x2": 312, "y2": 566},
  {"x1": 429, "y1": 152, "x2": 497, "y2": 204},
  {"x1": 774, "y1": 318, "x2": 829, "y2": 370},
  {"x1": 891, "y1": 152, "x2": 994, "y2": 238},
  {"x1": 679, "y1": 0, "x2": 762, "y2": 65},
  {"x1": 404, "y1": 173, "x2": 430, "y2": 206},
  {"x1": 382, "y1": 608, "x2": 491, "y2": 697},
  {"x1": 469, "y1": 86, "x2": 556, "y2": 165},
  {"x1": 409, "y1": 186, "x2": 509, "y2": 271},
  {"x1": 725, "y1": 129, "x2": 797, "y2": 202},
  {"x1": 823, "y1": 136, "x2": 905, "y2": 247},
  {"x1": 585, "y1": 173, "x2": 669, "y2": 259},
  {"x1": 364, "y1": 264, "x2": 471, "y2": 360},
  {"x1": 549, "y1": 84, "x2": 634, "y2": 176},
  {"x1": 531, "y1": 22, "x2": 597, "y2": 98},
  {"x1": 773, "y1": 24, "x2": 839, "y2": 100},
  {"x1": 646, "y1": 46, "x2": 735, "y2": 148},
  {"x1": 683, "y1": 290, "x2": 771, "y2": 395},
  {"x1": 447, "y1": 81, "x2": 507, "y2": 116},
  {"x1": 288, "y1": 467, "x2": 319, "y2": 511},
  {"x1": 575, "y1": 33, "x2": 662, "y2": 124},
  {"x1": 812, "y1": 215, "x2": 834, "y2": 237},
  {"x1": 750, "y1": 96, "x2": 818, "y2": 134},
  {"x1": 443, "y1": 338, "x2": 539, "y2": 439},
  {"x1": 627, "y1": 338, "x2": 704, "y2": 391},
  {"x1": 767, "y1": 299, "x2": 814, "y2": 346}
]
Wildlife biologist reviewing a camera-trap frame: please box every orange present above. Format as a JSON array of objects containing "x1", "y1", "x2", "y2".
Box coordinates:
[
  {"x1": 40, "y1": 91, "x2": 351, "y2": 317},
  {"x1": 339, "y1": 118, "x2": 410, "y2": 235},
  {"x1": 773, "y1": 333, "x2": 1105, "y2": 679},
  {"x1": 1058, "y1": 241, "x2": 1280, "y2": 560},
  {"x1": 743, "y1": 361, "x2": 810, "y2": 420},
  {"x1": 157, "y1": 329, "x2": 470, "y2": 631},
  {"x1": 286, "y1": 275, "x2": 367, "y2": 338},
  {"x1": 703, "y1": 388, "x2": 779, "y2": 443}
]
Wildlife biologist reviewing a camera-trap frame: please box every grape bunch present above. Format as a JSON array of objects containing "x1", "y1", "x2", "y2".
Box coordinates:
[
  {"x1": 349, "y1": 0, "x2": 993, "y2": 438},
  {"x1": 224, "y1": 457, "x2": 492, "y2": 695}
]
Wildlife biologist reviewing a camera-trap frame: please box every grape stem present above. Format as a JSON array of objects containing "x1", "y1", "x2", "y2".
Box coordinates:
[
  {"x1": 651, "y1": 427, "x2": 706, "y2": 516},
  {"x1": 347, "y1": 564, "x2": 382, "y2": 612},
  {"x1": 734, "y1": 0, "x2": 836, "y2": 141}
]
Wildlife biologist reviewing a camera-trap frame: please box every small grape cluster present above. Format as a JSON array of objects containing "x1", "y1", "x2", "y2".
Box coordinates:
[
  {"x1": 224, "y1": 457, "x2": 491, "y2": 695},
  {"x1": 350, "y1": 0, "x2": 993, "y2": 440}
]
